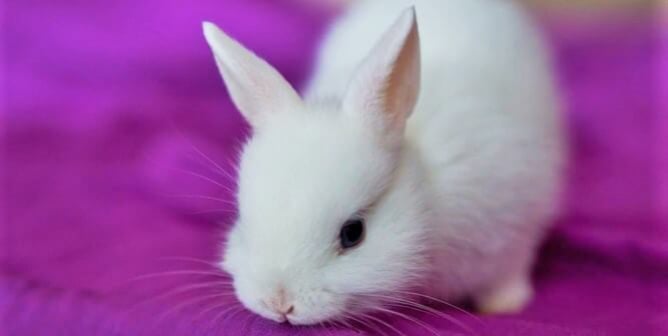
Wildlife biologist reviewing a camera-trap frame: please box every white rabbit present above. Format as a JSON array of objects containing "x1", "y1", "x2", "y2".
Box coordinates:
[{"x1": 203, "y1": 0, "x2": 564, "y2": 326}]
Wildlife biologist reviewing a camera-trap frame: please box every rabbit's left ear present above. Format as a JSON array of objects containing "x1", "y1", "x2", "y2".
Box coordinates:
[
  {"x1": 343, "y1": 8, "x2": 420, "y2": 136},
  {"x1": 203, "y1": 22, "x2": 303, "y2": 128}
]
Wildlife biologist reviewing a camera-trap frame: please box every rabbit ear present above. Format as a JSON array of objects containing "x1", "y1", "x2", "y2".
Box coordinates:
[
  {"x1": 203, "y1": 22, "x2": 303, "y2": 128},
  {"x1": 343, "y1": 8, "x2": 420, "y2": 138}
]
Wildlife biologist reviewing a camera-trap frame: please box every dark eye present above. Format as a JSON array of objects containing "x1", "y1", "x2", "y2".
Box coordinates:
[{"x1": 339, "y1": 218, "x2": 365, "y2": 249}]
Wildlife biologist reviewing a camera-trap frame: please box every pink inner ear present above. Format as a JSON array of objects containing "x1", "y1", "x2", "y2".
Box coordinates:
[
  {"x1": 383, "y1": 17, "x2": 421, "y2": 130},
  {"x1": 204, "y1": 22, "x2": 303, "y2": 129}
]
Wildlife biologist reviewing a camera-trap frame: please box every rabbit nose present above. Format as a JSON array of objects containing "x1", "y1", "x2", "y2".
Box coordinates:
[
  {"x1": 266, "y1": 287, "x2": 294, "y2": 318},
  {"x1": 275, "y1": 304, "x2": 294, "y2": 316}
]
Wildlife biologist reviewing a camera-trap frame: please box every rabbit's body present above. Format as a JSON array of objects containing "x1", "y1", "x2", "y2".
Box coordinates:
[
  {"x1": 204, "y1": 0, "x2": 563, "y2": 325},
  {"x1": 307, "y1": 0, "x2": 563, "y2": 309}
]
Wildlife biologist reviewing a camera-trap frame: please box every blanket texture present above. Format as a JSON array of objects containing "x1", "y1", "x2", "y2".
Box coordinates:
[{"x1": 2, "y1": 0, "x2": 667, "y2": 335}]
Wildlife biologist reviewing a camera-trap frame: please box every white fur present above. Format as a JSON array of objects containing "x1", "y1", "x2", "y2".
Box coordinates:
[{"x1": 203, "y1": 0, "x2": 564, "y2": 325}]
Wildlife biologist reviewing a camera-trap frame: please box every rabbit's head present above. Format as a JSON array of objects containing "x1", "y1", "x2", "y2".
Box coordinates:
[{"x1": 204, "y1": 8, "x2": 429, "y2": 325}]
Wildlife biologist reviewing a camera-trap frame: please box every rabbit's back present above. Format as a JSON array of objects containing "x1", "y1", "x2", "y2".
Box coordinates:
[{"x1": 307, "y1": 0, "x2": 564, "y2": 299}]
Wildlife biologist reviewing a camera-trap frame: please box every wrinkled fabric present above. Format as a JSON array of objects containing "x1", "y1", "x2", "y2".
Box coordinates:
[{"x1": 1, "y1": 1, "x2": 666, "y2": 335}]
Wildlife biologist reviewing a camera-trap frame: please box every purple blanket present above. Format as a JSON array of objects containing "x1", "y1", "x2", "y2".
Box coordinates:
[{"x1": 2, "y1": 1, "x2": 667, "y2": 335}]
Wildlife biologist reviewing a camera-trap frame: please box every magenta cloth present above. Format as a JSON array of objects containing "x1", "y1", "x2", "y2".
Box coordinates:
[{"x1": 2, "y1": 1, "x2": 667, "y2": 335}]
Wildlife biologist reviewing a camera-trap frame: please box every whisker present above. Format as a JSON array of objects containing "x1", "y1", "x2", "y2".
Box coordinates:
[
  {"x1": 158, "y1": 256, "x2": 224, "y2": 270},
  {"x1": 393, "y1": 290, "x2": 481, "y2": 323},
  {"x1": 360, "y1": 312, "x2": 407, "y2": 336},
  {"x1": 129, "y1": 281, "x2": 232, "y2": 312},
  {"x1": 128, "y1": 270, "x2": 229, "y2": 282},
  {"x1": 345, "y1": 314, "x2": 389, "y2": 336},
  {"x1": 372, "y1": 306, "x2": 442, "y2": 336},
  {"x1": 329, "y1": 321, "x2": 343, "y2": 336},
  {"x1": 106, "y1": 269, "x2": 230, "y2": 294},
  {"x1": 317, "y1": 322, "x2": 330, "y2": 336},
  {"x1": 173, "y1": 168, "x2": 236, "y2": 194},
  {"x1": 193, "y1": 301, "x2": 235, "y2": 322},
  {"x1": 240, "y1": 310, "x2": 258, "y2": 330},
  {"x1": 190, "y1": 208, "x2": 237, "y2": 216},
  {"x1": 186, "y1": 141, "x2": 237, "y2": 183},
  {"x1": 208, "y1": 303, "x2": 242, "y2": 327},
  {"x1": 357, "y1": 293, "x2": 477, "y2": 335},
  {"x1": 216, "y1": 305, "x2": 247, "y2": 327},
  {"x1": 225, "y1": 153, "x2": 241, "y2": 172},
  {"x1": 165, "y1": 119, "x2": 238, "y2": 184},
  {"x1": 332, "y1": 317, "x2": 355, "y2": 330},
  {"x1": 153, "y1": 292, "x2": 235, "y2": 327},
  {"x1": 166, "y1": 194, "x2": 237, "y2": 206}
]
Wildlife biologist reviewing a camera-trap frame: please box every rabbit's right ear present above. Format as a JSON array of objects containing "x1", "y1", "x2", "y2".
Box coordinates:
[
  {"x1": 203, "y1": 22, "x2": 303, "y2": 128},
  {"x1": 342, "y1": 8, "x2": 420, "y2": 142}
]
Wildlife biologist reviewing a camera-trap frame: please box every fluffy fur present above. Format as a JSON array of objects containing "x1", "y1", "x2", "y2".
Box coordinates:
[{"x1": 203, "y1": 0, "x2": 564, "y2": 325}]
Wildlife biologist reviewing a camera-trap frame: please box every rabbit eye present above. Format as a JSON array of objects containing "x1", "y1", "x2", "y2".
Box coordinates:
[{"x1": 339, "y1": 218, "x2": 365, "y2": 249}]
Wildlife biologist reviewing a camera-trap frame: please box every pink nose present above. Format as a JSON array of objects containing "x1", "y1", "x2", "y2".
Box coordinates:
[
  {"x1": 266, "y1": 287, "x2": 294, "y2": 318},
  {"x1": 272, "y1": 303, "x2": 294, "y2": 316}
]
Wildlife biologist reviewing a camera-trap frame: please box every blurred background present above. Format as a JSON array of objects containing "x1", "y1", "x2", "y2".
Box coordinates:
[{"x1": 1, "y1": 0, "x2": 666, "y2": 335}]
